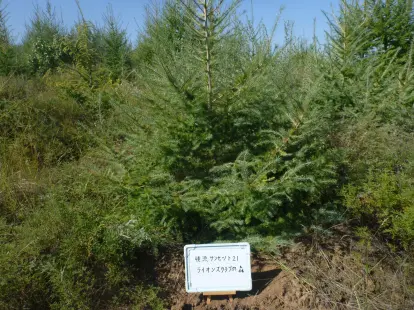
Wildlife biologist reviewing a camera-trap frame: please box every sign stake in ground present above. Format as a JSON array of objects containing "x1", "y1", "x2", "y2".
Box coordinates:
[
  {"x1": 203, "y1": 291, "x2": 236, "y2": 304},
  {"x1": 184, "y1": 242, "x2": 251, "y2": 303}
]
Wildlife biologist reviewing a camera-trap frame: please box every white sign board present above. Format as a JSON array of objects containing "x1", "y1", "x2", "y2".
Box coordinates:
[{"x1": 184, "y1": 242, "x2": 252, "y2": 293}]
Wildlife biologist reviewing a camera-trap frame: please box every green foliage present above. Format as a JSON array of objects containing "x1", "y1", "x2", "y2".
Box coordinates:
[
  {"x1": 325, "y1": 0, "x2": 414, "y2": 121},
  {"x1": 62, "y1": 20, "x2": 100, "y2": 87},
  {"x1": 364, "y1": 0, "x2": 414, "y2": 56},
  {"x1": 29, "y1": 35, "x2": 69, "y2": 75},
  {"x1": 0, "y1": 1, "x2": 16, "y2": 75},
  {"x1": 1, "y1": 0, "x2": 414, "y2": 308},
  {"x1": 0, "y1": 86, "x2": 95, "y2": 168},
  {"x1": 140, "y1": 0, "x2": 283, "y2": 179},
  {"x1": 101, "y1": 5, "x2": 132, "y2": 82},
  {"x1": 131, "y1": 1, "x2": 339, "y2": 243},
  {"x1": 326, "y1": 0, "x2": 414, "y2": 62},
  {"x1": 342, "y1": 164, "x2": 414, "y2": 249},
  {"x1": 24, "y1": 1, "x2": 68, "y2": 75},
  {"x1": 0, "y1": 0, "x2": 8, "y2": 45},
  {"x1": 0, "y1": 163, "x2": 168, "y2": 309},
  {"x1": 24, "y1": 1, "x2": 65, "y2": 44},
  {"x1": 326, "y1": 0, "x2": 414, "y2": 250},
  {"x1": 191, "y1": 100, "x2": 336, "y2": 237}
]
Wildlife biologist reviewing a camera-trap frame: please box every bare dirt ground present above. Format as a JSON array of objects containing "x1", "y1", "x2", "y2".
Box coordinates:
[{"x1": 155, "y1": 225, "x2": 414, "y2": 310}]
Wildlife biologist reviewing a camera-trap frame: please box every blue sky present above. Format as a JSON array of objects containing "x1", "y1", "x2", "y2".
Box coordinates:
[{"x1": 5, "y1": 0, "x2": 340, "y2": 45}]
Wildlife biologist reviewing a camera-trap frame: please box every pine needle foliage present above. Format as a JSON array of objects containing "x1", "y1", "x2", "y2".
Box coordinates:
[
  {"x1": 131, "y1": 0, "x2": 340, "y2": 240},
  {"x1": 0, "y1": 1, "x2": 15, "y2": 75},
  {"x1": 325, "y1": 0, "x2": 414, "y2": 121},
  {"x1": 0, "y1": 0, "x2": 8, "y2": 46},
  {"x1": 325, "y1": 0, "x2": 414, "y2": 251},
  {"x1": 101, "y1": 5, "x2": 132, "y2": 82},
  {"x1": 138, "y1": 0, "x2": 282, "y2": 179},
  {"x1": 364, "y1": 0, "x2": 414, "y2": 56}
]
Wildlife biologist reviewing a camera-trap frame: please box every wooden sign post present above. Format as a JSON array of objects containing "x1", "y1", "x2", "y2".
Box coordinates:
[
  {"x1": 203, "y1": 291, "x2": 236, "y2": 304},
  {"x1": 184, "y1": 243, "x2": 251, "y2": 304}
]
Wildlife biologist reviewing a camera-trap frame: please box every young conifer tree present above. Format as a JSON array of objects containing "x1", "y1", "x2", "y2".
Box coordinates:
[
  {"x1": 325, "y1": 0, "x2": 414, "y2": 116},
  {"x1": 364, "y1": 0, "x2": 414, "y2": 56},
  {"x1": 60, "y1": 0, "x2": 99, "y2": 87},
  {"x1": 139, "y1": 0, "x2": 282, "y2": 179},
  {"x1": 0, "y1": 0, "x2": 14, "y2": 75},
  {"x1": 0, "y1": 0, "x2": 10, "y2": 48},
  {"x1": 134, "y1": 1, "x2": 338, "y2": 239},
  {"x1": 101, "y1": 5, "x2": 132, "y2": 82}
]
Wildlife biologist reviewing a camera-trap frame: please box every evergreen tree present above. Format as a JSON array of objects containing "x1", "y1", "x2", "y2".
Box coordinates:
[
  {"x1": 61, "y1": 1, "x2": 100, "y2": 88},
  {"x1": 364, "y1": 0, "x2": 414, "y2": 56},
  {"x1": 138, "y1": 0, "x2": 283, "y2": 179},
  {"x1": 0, "y1": 0, "x2": 15, "y2": 75},
  {"x1": 133, "y1": 0, "x2": 338, "y2": 239},
  {"x1": 101, "y1": 5, "x2": 132, "y2": 82}
]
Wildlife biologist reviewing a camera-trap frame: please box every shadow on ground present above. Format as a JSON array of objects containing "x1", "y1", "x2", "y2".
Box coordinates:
[{"x1": 237, "y1": 268, "x2": 281, "y2": 298}]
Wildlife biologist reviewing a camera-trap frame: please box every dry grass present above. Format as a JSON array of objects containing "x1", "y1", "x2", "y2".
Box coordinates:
[
  {"x1": 275, "y1": 229, "x2": 414, "y2": 310},
  {"x1": 150, "y1": 226, "x2": 414, "y2": 309}
]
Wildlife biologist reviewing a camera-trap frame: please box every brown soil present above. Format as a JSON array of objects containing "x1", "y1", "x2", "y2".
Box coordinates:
[{"x1": 155, "y1": 226, "x2": 414, "y2": 310}]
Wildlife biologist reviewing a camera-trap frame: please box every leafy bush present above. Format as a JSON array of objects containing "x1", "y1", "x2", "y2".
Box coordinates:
[
  {"x1": 29, "y1": 36, "x2": 70, "y2": 75},
  {"x1": 342, "y1": 143, "x2": 414, "y2": 249},
  {"x1": 24, "y1": 1, "x2": 68, "y2": 75},
  {"x1": 0, "y1": 90, "x2": 96, "y2": 167}
]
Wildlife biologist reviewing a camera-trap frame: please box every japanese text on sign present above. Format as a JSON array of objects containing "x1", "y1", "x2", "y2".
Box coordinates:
[
  {"x1": 184, "y1": 243, "x2": 251, "y2": 293},
  {"x1": 194, "y1": 255, "x2": 239, "y2": 262}
]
